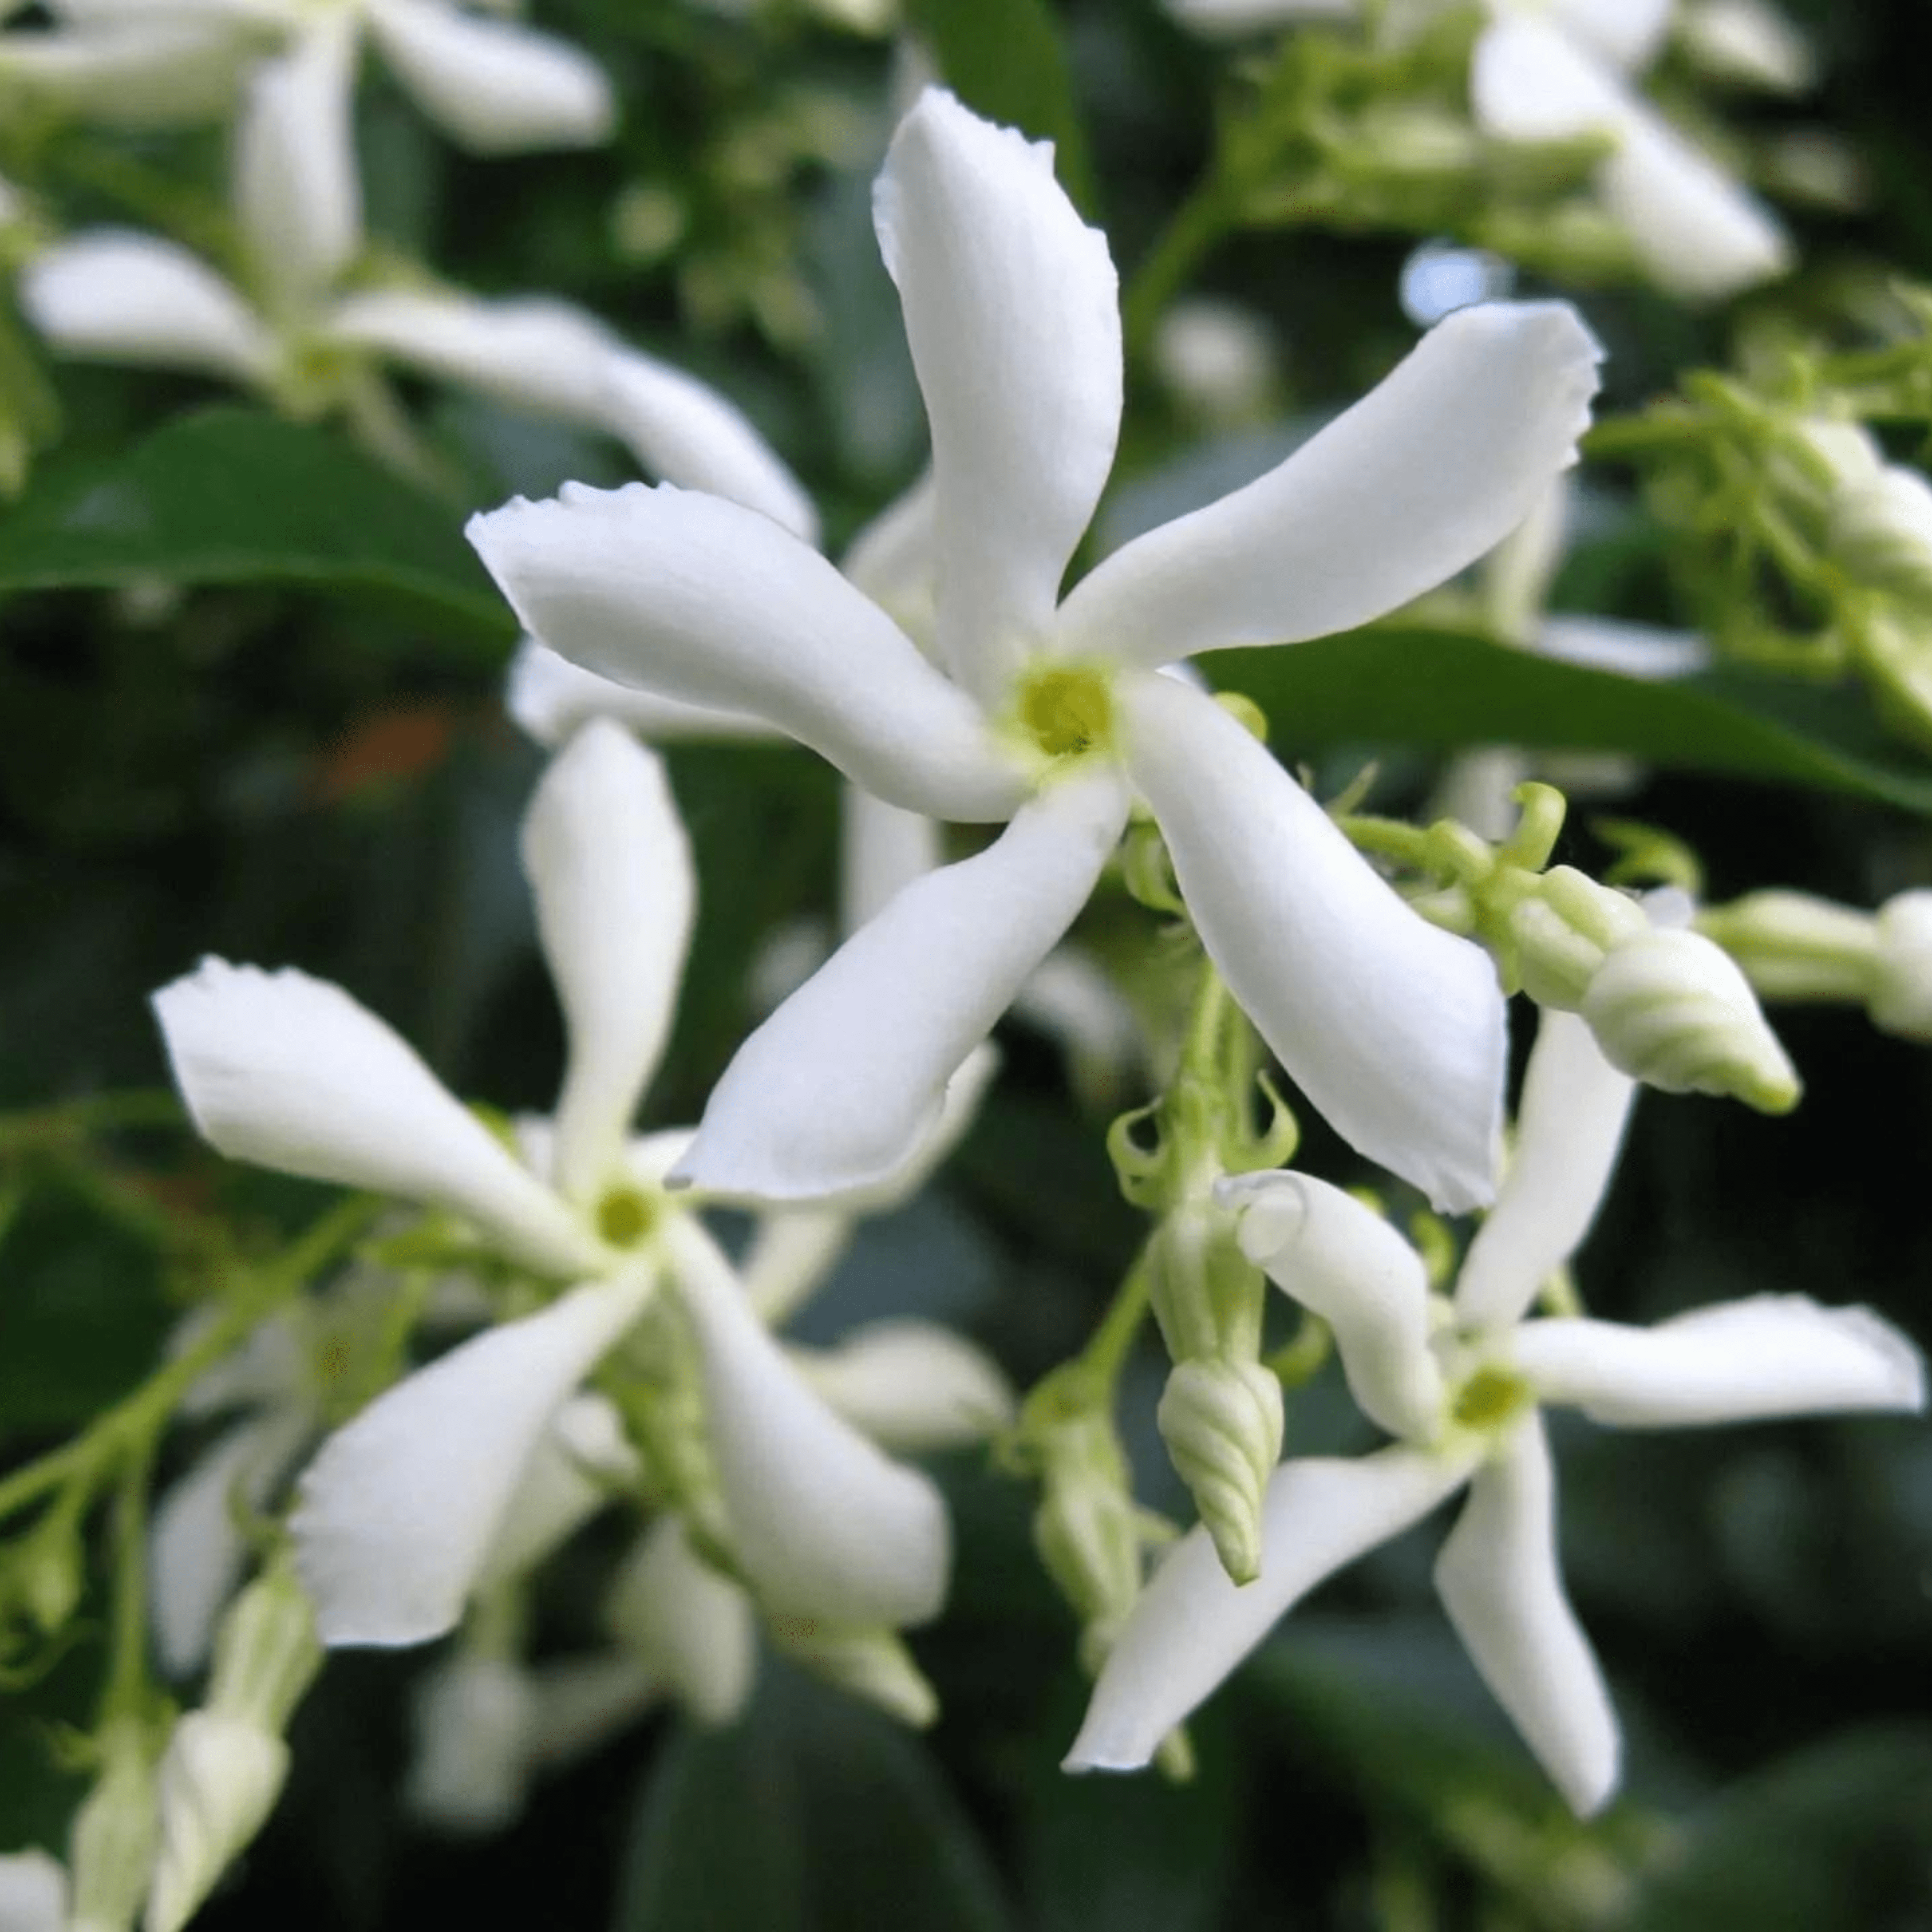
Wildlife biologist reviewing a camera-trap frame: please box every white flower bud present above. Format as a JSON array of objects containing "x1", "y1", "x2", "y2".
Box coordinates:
[
  {"x1": 1869, "y1": 890, "x2": 1932, "y2": 1041},
  {"x1": 1581, "y1": 927, "x2": 1800, "y2": 1113},
  {"x1": 404, "y1": 1657, "x2": 540, "y2": 1835},
  {"x1": 1830, "y1": 463, "x2": 1932, "y2": 603},
  {"x1": 1509, "y1": 866, "x2": 1650, "y2": 1008},
  {"x1": 66, "y1": 1725, "x2": 157, "y2": 1932},
  {"x1": 1155, "y1": 1355, "x2": 1283, "y2": 1587},
  {"x1": 1152, "y1": 297, "x2": 1278, "y2": 428},
  {"x1": 603, "y1": 1519, "x2": 757, "y2": 1728},
  {"x1": 1696, "y1": 889, "x2": 1877, "y2": 1001},
  {"x1": 143, "y1": 1714, "x2": 287, "y2": 1932},
  {"x1": 765, "y1": 1621, "x2": 937, "y2": 1730},
  {"x1": 1678, "y1": 0, "x2": 1814, "y2": 94},
  {"x1": 1030, "y1": 1412, "x2": 1143, "y2": 1672}
]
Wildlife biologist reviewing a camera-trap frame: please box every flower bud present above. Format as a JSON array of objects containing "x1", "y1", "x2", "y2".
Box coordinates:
[
  {"x1": 1155, "y1": 1355, "x2": 1283, "y2": 1587},
  {"x1": 66, "y1": 1723, "x2": 157, "y2": 1932},
  {"x1": 767, "y1": 1621, "x2": 938, "y2": 1730},
  {"x1": 1679, "y1": 0, "x2": 1814, "y2": 92},
  {"x1": 143, "y1": 1714, "x2": 286, "y2": 1932},
  {"x1": 1869, "y1": 890, "x2": 1932, "y2": 1040},
  {"x1": 404, "y1": 1656, "x2": 539, "y2": 1836},
  {"x1": 1581, "y1": 927, "x2": 1800, "y2": 1112},
  {"x1": 1696, "y1": 889, "x2": 1877, "y2": 1001},
  {"x1": 203, "y1": 1563, "x2": 319, "y2": 1736},
  {"x1": 1830, "y1": 463, "x2": 1932, "y2": 603},
  {"x1": 1030, "y1": 1412, "x2": 1142, "y2": 1673},
  {"x1": 1508, "y1": 866, "x2": 1650, "y2": 1007}
]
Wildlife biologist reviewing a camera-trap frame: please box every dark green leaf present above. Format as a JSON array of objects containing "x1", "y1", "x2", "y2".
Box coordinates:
[
  {"x1": 613, "y1": 1661, "x2": 1014, "y2": 1932},
  {"x1": 1207, "y1": 630, "x2": 1932, "y2": 817},
  {"x1": 902, "y1": 0, "x2": 1096, "y2": 215},
  {"x1": 0, "y1": 409, "x2": 512, "y2": 647}
]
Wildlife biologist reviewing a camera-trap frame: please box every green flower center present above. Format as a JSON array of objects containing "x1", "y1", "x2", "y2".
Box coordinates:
[
  {"x1": 1448, "y1": 1363, "x2": 1534, "y2": 1433},
  {"x1": 1018, "y1": 665, "x2": 1115, "y2": 761},
  {"x1": 595, "y1": 1184, "x2": 662, "y2": 1250}
]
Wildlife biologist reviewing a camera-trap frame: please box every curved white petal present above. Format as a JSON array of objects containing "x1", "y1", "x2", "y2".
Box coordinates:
[
  {"x1": 1456, "y1": 1012, "x2": 1636, "y2": 1331},
  {"x1": 19, "y1": 231, "x2": 274, "y2": 382},
  {"x1": 1433, "y1": 1419, "x2": 1619, "y2": 1816},
  {"x1": 875, "y1": 89, "x2": 1122, "y2": 702},
  {"x1": 675, "y1": 772, "x2": 1128, "y2": 1201},
  {"x1": 468, "y1": 483, "x2": 1024, "y2": 822},
  {"x1": 789, "y1": 1319, "x2": 1016, "y2": 1452},
  {"x1": 153, "y1": 960, "x2": 600, "y2": 1278},
  {"x1": 840, "y1": 788, "x2": 944, "y2": 937},
  {"x1": 291, "y1": 1273, "x2": 652, "y2": 1645},
  {"x1": 840, "y1": 473, "x2": 937, "y2": 643},
  {"x1": 1057, "y1": 303, "x2": 1602, "y2": 666},
  {"x1": 505, "y1": 637, "x2": 780, "y2": 750},
  {"x1": 740, "y1": 1211, "x2": 855, "y2": 1327},
  {"x1": 1536, "y1": 615, "x2": 1712, "y2": 680},
  {"x1": 475, "y1": 1393, "x2": 638, "y2": 1587},
  {"x1": 521, "y1": 721, "x2": 695, "y2": 1202},
  {"x1": 602, "y1": 1516, "x2": 757, "y2": 1725},
  {"x1": 150, "y1": 1414, "x2": 309, "y2": 1677},
  {"x1": 0, "y1": 23, "x2": 250, "y2": 127},
  {"x1": 404, "y1": 1654, "x2": 539, "y2": 1833},
  {"x1": 363, "y1": 0, "x2": 614, "y2": 153},
  {"x1": 1120, "y1": 675, "x2": 1506, "y2": 1212},
  {"x1": 669, "y1": 1220, "x2": 950, "y2": 1628},
  {"x1": 813, "y1": 1038, "x2": 1002, "y2": 1216},
  {"x1": 599, "y1": 350, "x2": 819, "y2": 544},
  {"x1": 1066, "y1": 1445, "x2": 1472, "y2": 1770},
  {"x1": 234, "y1": 17, "x2": 358, "y2": 316},
  {"x1": 1216, "y1": 1171, "x2": 1444, "y2": 1440},
  {"x1": 0, "y1": 1851, "x2": 65, "y2": 1932},
  {"x1": 1515, "y1": 1297, "x2": 1927, "y2": 1428},
  {"x1": 1550, "y1": 0, "x2": 1672, "y2": 70},
  {"x1": 1472, "y1": 15, "x2": 1629, "y2": 140},
  {"x1": 329, "y1": 289, "x2": 615, "y2": 424}
]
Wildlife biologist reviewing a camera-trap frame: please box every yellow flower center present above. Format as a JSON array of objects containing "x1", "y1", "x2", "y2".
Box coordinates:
[
  {"x1": 595, "y1": 1184, "x2": 662, "y2": 1250},
  {"x1": 1448, "y1": 1363, "x2": 1534, "y2": 1433},
  {"x1": 1017, "y1": 664, "x2": 1116, "y2": 762}
]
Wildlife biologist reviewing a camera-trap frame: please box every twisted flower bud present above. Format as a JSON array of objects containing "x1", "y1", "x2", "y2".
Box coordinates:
[
  {"x1": 1155, "y1": 1355, "x2": 1283, "y2": 1587},
  {"x1": 143, "y1": 1714, "x2": 287, "y2": 1932}
]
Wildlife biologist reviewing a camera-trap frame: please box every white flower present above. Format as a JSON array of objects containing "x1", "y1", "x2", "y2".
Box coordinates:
[
  {"x1": 18, "y1": 26, "x2": 809, "y2": 539},
  {"x1": 1068, "y1": 1010, "x2": 1924, "y2": 1812},
  {"x1": 0, "y1": 1850, "x2": 66, "y2": 1932},
  {"x1": 471, "y1": 88, "x2": 1602, "y2": 1215},
  {"x1": 41, "y1": 0, "x2": 613, "y2": 153},
  {"x1": 153, "y1": 722, "x2": 958, "y2": 1652}
]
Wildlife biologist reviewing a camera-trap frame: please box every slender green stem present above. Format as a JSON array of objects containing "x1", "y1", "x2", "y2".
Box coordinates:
[
  {"x1": 1080, "y1": 1239, "x2": 1157, "y2": 1390},
  {"x1": 101, "y1": 1447, "x2": 153, "y2": 1722}
]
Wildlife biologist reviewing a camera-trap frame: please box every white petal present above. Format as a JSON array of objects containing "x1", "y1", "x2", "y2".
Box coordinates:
[
  {"x1": 468, "y1": 483, "x2": 1024, "y2": 822},
  {"x1": 1433, "y1": 1419, "x2": 1619, "y2": 1816},
  {"x1": 789, "y1": 1319, "x2": 1016, "y2": 1452},
  {"x1": 0, "y1": 22, "x2": 249, "y2": 127},
  {"x1": 233, "y1": 17, "x2": 359, "y2": 315},
  {"x1": 1431, "y1": 748, "x2": 1534, "y2": 845},
  {"x1": 1536, "y1": 615, "x2": 1712, "y2": 679},
  {"x1": 599, "y1": 350, "x2": 819, "y2": 543},
  {"x1": 0, "y1": 1851, "x2": 65, "y2": 1932},
  {"x1": 1056, "y1": 303, "x2": 1602, "y2": 667},
  {"x1": 668, "y1": 1220, "x2": 950, "y2": 1628},
  {"x1": 150, "y1": 1415, "x2": 309, "y2": 1677},
  {"x1": 1516, "y1": 1297, "x2": 1927, "y2": 1428},
  {"x1": 1215, "y1": 1171, "x2": 1444, "y2": 1440},
  {"x1": 1456, "y1": 1012, "x2": 1635, "y2": 1331},
  {"x1": 19, "y1": 231, "x2": 274, "y2": 382},
  {"x1": 505, "y1": 637, "x2": 780, "y2": 750},
  {"x1": 291, "y1": 1273, "x2": 651, "y2": 1645},
  {"x1": 840, "y1": 788, "x2": 944, "y2": 937},
  {"x1": 329, "y1": 289, "x2": 615, "y2": 423},
  {"x1": 475, "y1": 1393, "x2": 638, "y2": 1587},
  {"x1": 1119, "y1": 675, "x2": 1506, "y2": 1212},
  {"x1": 840, "y1": 474, "x2": 938, "y2": 643},
  {"x1": 1472, "y1": 15, "x2": 1629, "y2": 140},
  {"x1": 152, "y1": 960, "x2": 601, "y2": 1278},
  {"x1": 813, "y1": 1038, "x2": 1001, "y2": 1215},
  {"x1": 739, "y1": 1211, "x2": 855, "y2": 1327},
  {"x1": 1550, "y1": 0, "x2": 1672, "y2": 70},
  {"x1": 675, "y1": 771, "x2": 1128, "y2": 1201},
  {"x1": 521, "y1": 721, "x2": 694, "y2": 1202},
  {"x1": 404, "y1": 1655, "x2": 539, "y2": 1833},
  {"x1": 602, "y1": 1516, "x2": 757, "y2": 1725},
  {"x1": 1066, "y1": 1445, "x2": 1471, "y2": 1770},
  {"x1": 874, "y1": 89, "x2": 1122, "y2": 702},
  {"x1": 363, "y1": 0, "x2": 614, "y2": 153}
]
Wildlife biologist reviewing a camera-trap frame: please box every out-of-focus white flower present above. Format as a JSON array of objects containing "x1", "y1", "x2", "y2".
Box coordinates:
[
  {"x1": 153, "y1": 724, "x2": 958, "y2": 1656},
  {"x1": 1069, "y1": 1010, "x2": 1923, "y2": 1812},
  {"x1": 1871, "y1": 891, "x2": 1932, "y2": 1040},
  {"x1": 1677, "y1": 0, "x2": 1812, "y2": 93},
  {"x1": 18, "y1": 27, "x2": 808, "y2": 536},
  {"x1": 1152, "y1": 297, "x2": 1280, "y2": 428},
  {"x1": 0, "y1": 1850, "x2": 66, "y2": 1932},
  {"x1": 472, "y1": 88, "x2": 1603, "y2": 1217}
]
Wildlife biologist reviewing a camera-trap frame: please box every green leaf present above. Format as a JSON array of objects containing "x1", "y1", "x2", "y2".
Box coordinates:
[
  {"x1": 902, "y1": 0, "x2": 1096, "y2": 215},
  {"x1": 1206, "y1": 629, "x2": 1932, "y2": 817},
  {"x1": 0, "y1": 408, "x2": 512, "y2": 647},
  {"x1": 1623, "y1": 1727, "x2": 1932, "y2": 1931},
  {"x1": 613, "y1": 1662, "x2": 1016, "y2": 1932}
]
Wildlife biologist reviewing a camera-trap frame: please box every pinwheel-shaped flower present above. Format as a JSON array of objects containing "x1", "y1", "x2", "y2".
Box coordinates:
[
  {"x1": 153, "y1": 721, "x2": 975, "y2": 1654},
  {"x1": 472, "y1": 87, "x2": 1603, "y2": 1216},
  {"x1": 19, "y1": 25, "x2": 808, "y2": 538},
  {"x1": 1168, "y1": 0, "x2": 1792, "y2": 303},
  {"x1": 1068, "y1": 1010, "x2": 1925, "y2": 1812},
  {"x1": 39, "y1": 0, "x2": 611, "y2": 154}
]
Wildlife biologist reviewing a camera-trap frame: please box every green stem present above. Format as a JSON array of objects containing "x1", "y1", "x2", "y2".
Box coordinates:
[
  {"x1": 101, "y1": 1447, "x2": 153, "y2": 1723},
  {"x1": 1079, "y1": 1240, "x2": 1157, "y2": 1389}
]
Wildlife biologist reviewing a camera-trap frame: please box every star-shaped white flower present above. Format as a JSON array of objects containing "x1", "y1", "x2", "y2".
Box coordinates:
[
  {"x1": 152, "y1": 721, "x2": 975, "y2": 1652},
  {"x1": 1066, "y1": 1009, "x2": 1925, "y2": 1812},
  {"x1": 471, "y1": 87, "x2": 1603, "y2": 1216}
]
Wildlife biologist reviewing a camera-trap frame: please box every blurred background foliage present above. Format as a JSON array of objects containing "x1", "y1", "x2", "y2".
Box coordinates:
[{"x1": 2, "y1": 0, "x2": 1930, "y2": 1927}]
